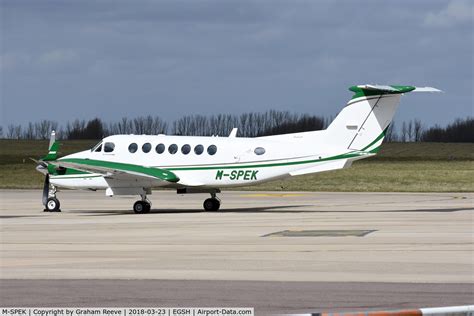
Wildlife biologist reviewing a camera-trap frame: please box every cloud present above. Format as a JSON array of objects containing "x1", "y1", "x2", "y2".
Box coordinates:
[{"x1": 424, "y1": 0, "x2": 474, "y2": 28}]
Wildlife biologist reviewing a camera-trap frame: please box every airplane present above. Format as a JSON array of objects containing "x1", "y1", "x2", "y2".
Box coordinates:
[{"x1": 35, "y1": 84, "x2": 441, "y2": 213}]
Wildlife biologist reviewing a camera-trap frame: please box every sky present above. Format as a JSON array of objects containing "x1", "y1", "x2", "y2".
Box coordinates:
[{"x1": 1, "y1": 0, "x2": 473, "y2": 130}]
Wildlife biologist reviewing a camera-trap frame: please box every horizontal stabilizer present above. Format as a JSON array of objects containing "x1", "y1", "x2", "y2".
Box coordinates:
[
  {"x1": 412, "y1": 86, "x2": 443, "y2": 93},
  {"x1": 357, "y1": 84, "x2": 402, "y2": 92},
  {"x1": 353, "y1": 84, "x2": 442, "y2": 94},
  {"x1": 289, "y1": 159, "x2": 351, "y2": 176},
  {"x1": 289, "y1": 154, "x2": 371, "y2": 176}
]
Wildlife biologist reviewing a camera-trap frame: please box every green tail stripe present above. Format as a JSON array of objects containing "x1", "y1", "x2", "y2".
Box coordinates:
[
  {"x1": 360, "y1": 126, "x2": 389, "y2": 152},
  {"x1": 369, "y1": 146, "x2": 381, "y2": 154}
]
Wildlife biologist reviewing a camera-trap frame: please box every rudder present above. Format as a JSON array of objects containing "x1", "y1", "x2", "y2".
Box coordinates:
[{"x1": 325, "y1": 85, "x2": 440, "y2": 152}]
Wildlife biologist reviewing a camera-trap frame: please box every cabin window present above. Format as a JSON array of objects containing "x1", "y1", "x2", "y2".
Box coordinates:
[
  {"x1": 104, "y1": 142, "x2": 115, "y2": 153},
  {"x1": 142, "y1": 143, "x2": 151, "y2": 153},
  {"x1": 94, "y1": 144, "x2": 102, "y2": 152},
  {"x1": 254, "y1": 147, "x2": 266, "y2": 155},
  {"x1": 128, "y1": 143, "x2": 138, "y2": 153},
  {"x1": 156, "y1": 143, "x2": 165, "y2": 154},
  {"x1": 207, "y1": 145, "x2": 217, "y2": 155},
  {"x1": 168, "y1": 144, "x2": 178, "y2": 154},
  {"x1": 194, "y1": 144, "x2": 204, "y2": 155},
  {"x1": 181, "y1": 144, "x2": 191, "y2": 155}
]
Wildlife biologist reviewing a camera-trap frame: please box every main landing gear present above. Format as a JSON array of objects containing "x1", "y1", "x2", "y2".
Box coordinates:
[
  {"x1": 203, "y1": 192, "x2": 221, "y2": 212},
  {"x1": 44, "y1": 184, "x2": 61, "y2": 212},
  {"x1": 176, "y1": 188, "x2": 221, "y2": 212},
  {"x1": 133, "y1": 194, "x2": 151, "y2": 214}
]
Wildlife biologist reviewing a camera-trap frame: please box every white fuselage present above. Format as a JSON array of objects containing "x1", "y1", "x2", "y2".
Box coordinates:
[
  {"x1": 49, "y1": 90, "x2": 419, "y2": 193},
  {"x1": 37, "y1": 85, "x2": 440, "y2": 213},
  {"x1": 51, "y1": 131, "x2": 364, "y2": 191}
]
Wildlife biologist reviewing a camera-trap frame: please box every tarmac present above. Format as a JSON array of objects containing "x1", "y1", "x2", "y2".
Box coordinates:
[{"x1": 0, "y1": 190, "x2": 473, "y2": 314}]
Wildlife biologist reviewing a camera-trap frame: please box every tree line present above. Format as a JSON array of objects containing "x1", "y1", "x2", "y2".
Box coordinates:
[
  {"x1": 2, "y1": 112, "x2": 472, "y2": 143},
  {"x1": 384, "y1": 117, "x2": 473, "y2": 142},
  {"x1": 2, "y1": 111, "x2": 331, "y2": 140}
]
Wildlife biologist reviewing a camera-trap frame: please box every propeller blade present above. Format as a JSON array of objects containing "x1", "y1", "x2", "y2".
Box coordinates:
[
  {"x1": 42, "y1": 174, "x2": 49, "y2": 206},
  {"x1": 36, "y1": 164, "x2": 48, "y2": 175},
  {"x1": 32, "y1": 158, "x2": 49, "y2": 175},
  {"x1": 30, "y1": 157, "x2": 47, "y2": 167}
]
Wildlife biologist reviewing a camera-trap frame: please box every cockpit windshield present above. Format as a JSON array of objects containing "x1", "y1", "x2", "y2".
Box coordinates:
[{"x1": 91, "y1": 141, "x2": 103, "y2": 152}]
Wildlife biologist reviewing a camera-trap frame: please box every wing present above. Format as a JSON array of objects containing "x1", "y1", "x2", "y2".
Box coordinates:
[{"x1": 50, "y1": 158, "x2": 180, "y2": 183}]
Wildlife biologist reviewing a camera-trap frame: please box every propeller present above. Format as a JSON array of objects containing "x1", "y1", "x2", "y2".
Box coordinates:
[
  {"x1": 30, "y1": 157, "x2": 50, "y2": 206},
  {"x1": 42, "y1": 174, "x2": 50, "y2": 207},
  {"x1": 31, "y1": 158, "x2": 48, "y2": 173},
  {"x1": 33, "y1": 130, "x2": 58, "y2": 209}
]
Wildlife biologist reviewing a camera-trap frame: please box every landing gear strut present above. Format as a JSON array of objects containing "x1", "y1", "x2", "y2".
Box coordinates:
[
  {"x1": 44, "y1": 185, "x2": 61, "y2": 212},
  {"x1": 203, "y1": 192, "x2": 220, "y2": 211},
  {"x1": 133, "y1": 194, "x2": 151, "y2": 214}
]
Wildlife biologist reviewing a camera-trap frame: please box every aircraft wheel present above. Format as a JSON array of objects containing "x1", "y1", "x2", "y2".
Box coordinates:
[
  {"x1": 45, "y1": 197, "x2": 61, "y2": 212},
  {"x1": 203, "y1": 198, "x2": 220, "y2": 211},
  {"x1": 144, "y1": 202, "x2": 151, "y2": 213},
  {"x1": 133, "y1": 201, "x2": 150, "y2": 214}
]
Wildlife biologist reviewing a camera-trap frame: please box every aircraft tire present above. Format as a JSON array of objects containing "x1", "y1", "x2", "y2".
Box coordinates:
[
  {"x1": 45, "y1": 197, "x2": 61, "y2": 212},
  {"x1": 144, "y1": 202, "x2": 151, "y2": 213},
  {"x1": 133, "y1": 201, "x2": 150, "y2": 214},
  {"x1": 203, "y1": 198, "x2": 220, "y2": 211}
]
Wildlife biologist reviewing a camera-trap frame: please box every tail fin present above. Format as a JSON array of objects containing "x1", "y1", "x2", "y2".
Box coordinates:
[
  {"x1": 325, "y1": 85, "x2": 441, "y2": 153},
  {"x1": 42, "y1": 131, "x2": 60, "y2": 161}
]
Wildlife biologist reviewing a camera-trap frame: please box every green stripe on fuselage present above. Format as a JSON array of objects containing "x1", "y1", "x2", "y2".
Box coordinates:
[
  {"x1": 55, "y1": 132, "x2": 387, "y2": 176},
  {"x1": 165, "y1": 152, "x2": 365, "y2": 171},
  {"x1": 166, "y1": 130, "x2": 386, "y2": 171}
]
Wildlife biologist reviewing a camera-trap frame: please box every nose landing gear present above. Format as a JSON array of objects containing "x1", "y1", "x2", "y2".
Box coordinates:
[
  {"x1": 45, "y1": 197, "x2": 61, "y2": 212},
  {"x1": 44, "y1": 185, "x2": 61, "y2": 212}
]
